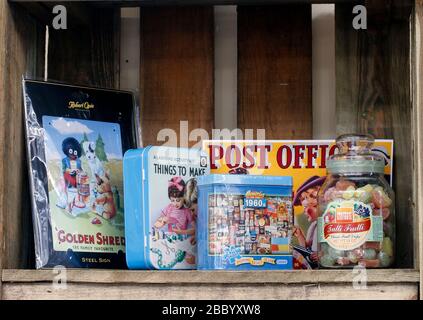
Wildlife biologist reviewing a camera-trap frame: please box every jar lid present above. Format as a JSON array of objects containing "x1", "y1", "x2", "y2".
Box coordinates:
[{"x1": 327, "y1": 134, "x2": 385, "y2": 174}]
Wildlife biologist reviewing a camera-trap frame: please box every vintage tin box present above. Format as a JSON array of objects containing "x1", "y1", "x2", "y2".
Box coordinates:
[
  {"x1": 197, "y1": 174, "x2": 293, "y2": 270},
  {"x1": 124, "y1": 146, "x2": 209, "y2": 269}
]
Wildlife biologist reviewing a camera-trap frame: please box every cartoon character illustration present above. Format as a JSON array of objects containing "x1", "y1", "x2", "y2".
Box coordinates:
[
  {"x1": 292, "y1": 176, "x2": 326, "y2": 268},
  {"x1": 61, "y1": 137, "x2": 90, "y2": 212},
  {"x1": 82, "y1": 141, "x2": 104, "y2": 178},
  {"x1": 61, "y1": 137, "x2": 82, "y2": 189},
  {"x1": 92, "y1": 172, "x2": 116, "y2": 219}
]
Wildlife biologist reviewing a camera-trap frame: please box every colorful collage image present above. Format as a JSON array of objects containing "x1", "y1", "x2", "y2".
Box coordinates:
[{"x1": 208, "y1": 193, "x2": 293, "y2": 256}]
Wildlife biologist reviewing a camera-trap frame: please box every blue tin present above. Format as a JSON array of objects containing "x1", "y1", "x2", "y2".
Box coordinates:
[
  {"x1": 197, "y1": 174, "x2": 293, "y2": 270},
  {"x1": 124, "y1": 146, "x2": 209, "y2": 269}
]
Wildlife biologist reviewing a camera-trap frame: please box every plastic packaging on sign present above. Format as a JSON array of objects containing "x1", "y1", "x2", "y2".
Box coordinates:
[
  {"x1": 317, "y1": 134, "x2": 395, "y2": 268},
  {"x1": 23, "y1": 79, "x2": 137, "y2": 269},
  {"x1": 124, "y1": 146, "x2": 209, "y2": 269},
  {"x1": 197, "y1": 174, "x2": 293, "y2": 270}
]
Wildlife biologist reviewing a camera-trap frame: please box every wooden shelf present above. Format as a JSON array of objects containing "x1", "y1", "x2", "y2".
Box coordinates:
[
  {"x1": 3, "y1": 268, "x2": 419, "y2": 284},
  {"x1": 9, "y1": 0, "x2": 360, "y2": 5},
  {"x1": 1, "y1": 269, "x2": 419, "y2": 300}
]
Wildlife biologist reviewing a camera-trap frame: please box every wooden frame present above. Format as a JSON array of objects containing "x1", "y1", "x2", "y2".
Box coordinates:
[{"x1": 1, "y1": 0, "x2": 422, "y2": 299}]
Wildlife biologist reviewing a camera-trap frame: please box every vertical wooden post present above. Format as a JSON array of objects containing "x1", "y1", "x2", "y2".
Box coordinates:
[
  {"x1": 336, "y1": 0, "x2": 414, "y2": 268},
  {"x1": 140, "y1": 7, "x2": 214, "y2": 147},
  {"x1": 413, "y1": 0, "x2": 423, "y2": 299},
  {"x1": 237, "y1": 5, "x2": 313, "y2": 139},
  {"x1": 0, "y1": 2, "x2": 44, "y2": 291}
]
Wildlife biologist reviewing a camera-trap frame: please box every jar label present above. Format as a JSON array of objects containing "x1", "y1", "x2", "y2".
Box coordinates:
[{"x1": 318, "y1": 200, "x2": 383, "y2": 251}]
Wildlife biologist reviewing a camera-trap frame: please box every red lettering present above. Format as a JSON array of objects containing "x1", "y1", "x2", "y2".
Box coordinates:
[
  {"x1": 306, "y1": 145, "x2": 318, "y2": 169},
  {"x1": 293, "y1": 145, "x2": 306, "y2": 169},
  {"x1": 226, "y1": 145, "x2": 241, "y2": 169},
  {"x1": 209, "y1": 145, "x2": 223, "y2": 170},
  {"x1": 96, "y1": 232, "x2": 103, "y2": 245},
  {"x1": 276, "y1": 145, "x2": 292, "y2": 169},
  {"x1": 256, "y1": 145, "x2": 271, "y2": 169},
  {"x1": 324, "y1": 220, "x2": 371, "y2": 237},
  {"x1": 243, "y1": 145, "x2": 255, "y2": 169},
  {"x1": 320, "y1": 144, "x2": 329, "y2": 168}
]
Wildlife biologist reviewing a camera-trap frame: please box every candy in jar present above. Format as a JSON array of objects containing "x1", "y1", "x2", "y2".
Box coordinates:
[{"x1": 317, "y1": 134, "x2": 395, "y2": 268}]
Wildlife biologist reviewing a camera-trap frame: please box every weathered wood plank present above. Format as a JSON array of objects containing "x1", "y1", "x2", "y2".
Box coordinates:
[
  {"x1": 47, "y1": 5, "x2": 120, "y2": 88},
  {"x1": 2, "y1": 269, "x2": 419, "y2": 284},
  {"x1": 0, "y1": 2, "x2": 44, "y2": 277},
  {"x1": 8, "y1": 0, "x2": 363, "y2": 5},
  {"x1": 335, "y1": 0, "x2": 414, "y2": 268},
  {"x1": 237, "y1": 5, "x2": 312, "y2": 139},
  {"x1": 140, "y1": 7, "x2": 214, "y2": 147},
  {"x1": 413, "y1": 0, "x2": 423, "y2": 299},
  {"x1": 2, "y1": 282, "x2": 418, "y2": 300}
]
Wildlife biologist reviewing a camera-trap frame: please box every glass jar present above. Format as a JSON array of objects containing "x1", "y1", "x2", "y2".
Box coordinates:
[{"x1": 317, "y1": 134, "x2": 395, "y2": 268}]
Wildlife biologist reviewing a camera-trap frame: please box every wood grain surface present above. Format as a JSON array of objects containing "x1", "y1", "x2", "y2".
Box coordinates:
[
  {"x1": 0, "y1": 2, "x2": 44, "y2": 278},
  {"x1": 237, "y1": 5, "x2": 312, "y2": 139},
  {"x1": 140, "y1": 7, "x2": 214, "y2": 147},
  {"x1": 4, "y1": 269, "x2": 417, "y2": 300},
  {"x1": 413, "y1": 0, "x2": 423, "y2": 298},
  {"x1": 2, "y1": 282, "x2": 418, "y2": 300},
  {"x1": 335, "y1": 0, "x2": 414, "y2": 268},
  {"x1": 47, "y1": 4, "x2": 120, "y2": 88},
  {"x1": 2, "y1": 269, "x2": 419, "y2": 284}
]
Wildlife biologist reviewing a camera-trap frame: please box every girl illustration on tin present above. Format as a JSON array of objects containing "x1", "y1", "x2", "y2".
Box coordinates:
[{"x1": 153, "y1": 177, "x2": 196, "y2": 266}]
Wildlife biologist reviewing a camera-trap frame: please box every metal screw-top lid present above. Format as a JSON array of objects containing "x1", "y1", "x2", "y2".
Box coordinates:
[{"x1": 327, "y1": 134, "x2": 385, "y2": 174}]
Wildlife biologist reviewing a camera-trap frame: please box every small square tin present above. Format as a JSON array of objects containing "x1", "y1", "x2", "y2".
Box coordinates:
[
  {"x1": 124, "y1": 146, "x2": 209, "y2": 269},
  {"x1": 197, "y1": 174, "x2": 293, "y2": 270}
]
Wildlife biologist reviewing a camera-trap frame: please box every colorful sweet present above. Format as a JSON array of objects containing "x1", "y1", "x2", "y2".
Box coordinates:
[
  {"x1": 378, "y1": 251, "x2": 392, "y2": 267},
  {"x1": 320, "y1": 254, "x2": 336, "y2": 267},
  {"x1": 318, "y1": 182, "x2": 395, "y2": 268},
  {"x1": 341, "y1": 186, "x2": 355, "y2": 200},
  {"x1": 358, "y1": 259, "x2": 380, "y2": 268},
  {"x1": 381, "y1": 208, "x2": 390, "y2": 220},
  {"x1": 336, "y1": 257, "x2": 351, "y2": 266},
  {"x1": 347, "y1": 250, "x2": 359, "y2": 264},
  {"x1": 382, "y1": 237, "x2": 394, "y2": 257},
  {"x1": 336, "y1": 180, "x2": 356, "y2": 191},
  {"x1": 363, "y1": 248, "x2": 377, "y2": 260},
  {"x1": 363, "y1": 242, "x2": 381, "y2": 250},
  {"x1": 320, "y1": 179, "x2": 394, "y2": 268},
  {"x1": 371, "y1": 188, "x2": 392, "y2": 209},
  {"x1": 317, "y1": 134, "x2": 395, "y2": 268},
  {"x1": 328, "y1": 246, "x2": 345, "y2": 259},
  {"x1": 354, "y1": 184, "x2": 373, "y2": 203}
]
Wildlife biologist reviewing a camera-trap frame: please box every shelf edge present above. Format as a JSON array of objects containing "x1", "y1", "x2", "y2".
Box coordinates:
[{"x1": 2, "y1": 269, "x2": 420, "y2": 284}]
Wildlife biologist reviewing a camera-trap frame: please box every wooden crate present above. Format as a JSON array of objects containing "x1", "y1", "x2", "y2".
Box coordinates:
[{"x1": 0, "y1": 0, "x2": 422, "y2": 300}]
